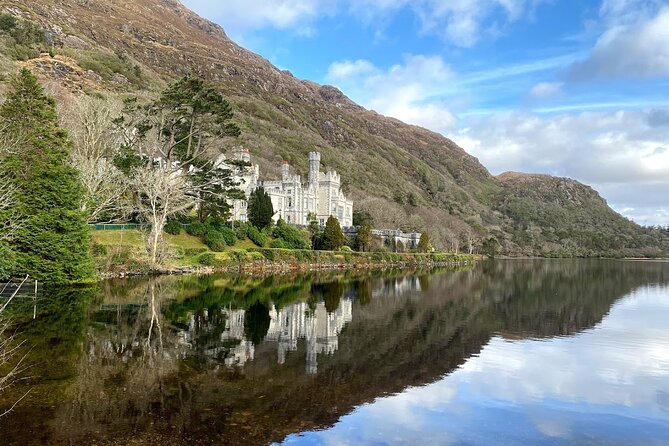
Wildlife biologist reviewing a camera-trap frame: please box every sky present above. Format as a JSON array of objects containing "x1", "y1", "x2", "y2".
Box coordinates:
[{"x1": 181, "y1": 0, "x2": 669, "y2": 226}]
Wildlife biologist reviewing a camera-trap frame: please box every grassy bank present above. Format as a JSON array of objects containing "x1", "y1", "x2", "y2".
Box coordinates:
[{"x1": 92, "y1": 230, "x2": 474, "y2": 278}]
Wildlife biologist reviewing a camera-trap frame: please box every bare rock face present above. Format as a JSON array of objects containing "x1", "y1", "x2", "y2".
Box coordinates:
[
  {"x1": 111, "y1": 73, "x2": 129, "y2": 85},
  {"x1": 22, "y1": 55, "x2": 105, "y2": 92},
  {"x1": 63, "y1": 34, "x2": 90, "y2": 50}
]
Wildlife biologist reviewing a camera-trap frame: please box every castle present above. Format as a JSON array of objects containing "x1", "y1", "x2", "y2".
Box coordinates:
[{"x1": 218, "y1": 149, "x2": 354, "y2": 227}]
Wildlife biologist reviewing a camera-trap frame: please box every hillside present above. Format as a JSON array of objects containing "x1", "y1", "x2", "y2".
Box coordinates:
[{"x1": 1, "y1": 0, "x2": 667, "y2": 257}]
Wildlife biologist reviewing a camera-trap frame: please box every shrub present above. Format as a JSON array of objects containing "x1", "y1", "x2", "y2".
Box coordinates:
[
  {"x1": 233, "y1": 222, "x2": 249, "y2": 240},
  {"x1": 164, "y1": 220, "x2": 182, "y2": 235},
  {"x1": 186, "y1": 222, "x2": 207, "y2": 237},
  {"x1": 203, "y1": 230, "x2": 227, "y2": 252},
  {"x1": 247, "y1": 225, "x2": 268, "y2": 247},
  {"x1": 183, "y1": 247, "x2": 208, "y2": 257},
  {"x1": 197, "y1": 252, "x2": 216, "y2": 266},
  {"x1": 219, "y1": 226, "x2": 237, "y2": 246},
  {"x1": 272, "y1": 219, "x2": 310, "y2": 249},
  {"x1": 228, "y1": 249, "x2": 247, "y2": 262},
  {"x1": 91, "y1": 243, "x2": 108, "y2": 257},
  {"x1": 340, "y1": 246, "x2": 353, "y2": 253},
  {"x1": 270, "y1": 239, "x2": 288, "y2": 249}
]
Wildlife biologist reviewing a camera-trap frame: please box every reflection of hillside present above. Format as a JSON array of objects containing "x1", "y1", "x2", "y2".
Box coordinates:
[{"x1": 0, "y1": 261, "x2": 667, "y2": 445}]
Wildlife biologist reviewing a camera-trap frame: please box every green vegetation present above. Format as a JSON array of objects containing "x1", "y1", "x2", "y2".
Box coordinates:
[
  {"x1": 0, "y1": 69, "x2": 93, "y2": 283},
  {"x1": 418, "y1": 232, "x2": 433, "y2": 253},
  {"x1": 355, "y1": 222, "x2": 373, "y2": 252},
  {"x1": 494, "y1": 175, "x2": 669, "y2": 257},
  {"x1": 61, "y1": 48, "x2": 146, "y2": 87},
  {"x1": 0, "y1": 13, "x2": 47, "y2": 61},
  {"x1": 272, "y1": 219, "x2": 310, "y2": 249},
  {"x1": 322, "y1": 215, "x2": 345, "y2": 251},
  {"x1": 248, "y1": 188, "x2": 274, "y2": 229}
]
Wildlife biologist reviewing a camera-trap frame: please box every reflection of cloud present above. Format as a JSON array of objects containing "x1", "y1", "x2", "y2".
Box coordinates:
[
  {"x1": 529, "y1": 412, "x2": 570, "y2": 438},
  {"x1": 278, "y1": 285, "x2": 669, "y2": 445}
]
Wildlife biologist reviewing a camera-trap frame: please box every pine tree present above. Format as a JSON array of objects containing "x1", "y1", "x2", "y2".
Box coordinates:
[
  {"x1": 0, "y1": 69, "x2": 93, "y2": 283},
  {"x1": 322, "y1": 215, "x2": 345, "y2": 251},
  {"x1": 248, "y1": 187, "x2": 274, "y2": 229}
]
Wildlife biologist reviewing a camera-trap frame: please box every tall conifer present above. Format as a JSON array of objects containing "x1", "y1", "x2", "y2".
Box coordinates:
[
  {"x1": 323, "y1": 215, "x2": 345, "y2": 251},
  {"x1": 248, "y1": 188, "x2": 274, "y2": 229},
  {"x1": 0, "y1": 69, "x2": 93, "y2": 283}
]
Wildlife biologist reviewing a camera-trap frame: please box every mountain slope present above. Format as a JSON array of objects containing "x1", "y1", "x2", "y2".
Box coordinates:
[{"x1": 1, "y1": 0, "x2": 667, "y2": 256}]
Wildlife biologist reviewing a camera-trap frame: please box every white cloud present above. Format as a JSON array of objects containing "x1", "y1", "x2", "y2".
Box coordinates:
[
  {"x1": 327, "y1": 59, "x2": 377, "y2": 80},
  {"x1": 182, "y1": 0, "x2": 330, "y2": 38},
  {"x1": 183, "y1": 0, "x2": 535, "y2": 47},
  {"x1": 452, "y1": 108, "x2": 669, "y2": 225},
  {"x1": 570, "y1": 5, "x2": 669, "y2": 80},
  {"x1": 326, "y1": 55, "x2": 458, "y2": 132},
  {"x1": 528, "y1": 81, "x2": 563, "y2": 99}
]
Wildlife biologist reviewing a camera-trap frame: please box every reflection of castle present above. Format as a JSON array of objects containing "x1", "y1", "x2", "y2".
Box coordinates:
[
  {"x1": 267, "y1": 299, "x2": 353, "y2": 374},
  {"x1": 209, "y1": 298, "x2": 353, "y2": 374},
  {"x1": 372, "y1": 276, "x2": 423, "y2": 299}
]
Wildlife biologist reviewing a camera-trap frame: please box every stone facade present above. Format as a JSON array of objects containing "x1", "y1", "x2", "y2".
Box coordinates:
[{"x1": 220, "y1": 150, "x2": 353, "y2": 227}]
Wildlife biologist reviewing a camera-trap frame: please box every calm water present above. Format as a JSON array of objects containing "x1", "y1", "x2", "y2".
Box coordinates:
[{"x1": 0, "y1": 260, "x2": 668, "y2": 445}]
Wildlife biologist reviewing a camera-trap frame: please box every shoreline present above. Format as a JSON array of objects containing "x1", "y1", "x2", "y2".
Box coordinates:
[{"x1": 98, "y1": 255, "x2": 477, "y2": 280}]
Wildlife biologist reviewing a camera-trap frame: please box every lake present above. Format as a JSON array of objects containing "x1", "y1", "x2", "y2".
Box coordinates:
[{"x1": 0, "y1": 259, "x2": 668, "y2": 445}]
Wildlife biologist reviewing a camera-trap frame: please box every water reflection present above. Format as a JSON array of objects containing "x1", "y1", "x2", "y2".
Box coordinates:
[
  {"x1": 284, "y1": 284, "x2": 669, "y2": 446},
  {"x1": 0, "y1": 260, "x2": 667, "y2": 446}
]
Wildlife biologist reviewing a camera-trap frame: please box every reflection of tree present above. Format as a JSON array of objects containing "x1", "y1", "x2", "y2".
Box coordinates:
[
  {"x1": 245, "y1": 301, "x2": 270, "y2": 345},
  {"x1": 355, "y1": 280, "x2": 372, "y2": 307},
  {"x1": 323, "y1": 282, "x2": 343, "y2": 314}
]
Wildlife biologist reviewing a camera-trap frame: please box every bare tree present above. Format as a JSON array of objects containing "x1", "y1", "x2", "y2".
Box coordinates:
[
  {"x1": 61, "y1": 96, "x2": 130, "y2": 223},
  {"x1": 130, "y1": 164, "x2": 194, "y2": 267}
]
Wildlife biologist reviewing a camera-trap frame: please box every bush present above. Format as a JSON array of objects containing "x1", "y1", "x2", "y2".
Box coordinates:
[
  {"x1": 164, "y1": 220, "x2": 182, "y2": 235},
  {"x1": 340, "y1": 246, "x2": 353, "y2": 253},
  {"x1": 0, "y1": 14, "x2": 46, "y2": 61},
  {"x1": 233, "y1": 222, "x2": 249, "y2": 240},
  {"x1": 203, "y1": 230, "x2": 227, "y2": 252},
  {"x1": 228, "y1": 249, "x2": 247, "y2": 262},
  {"x1": 186, "y1": 222, "x2": 207, "y2": 237},
  {"x1": 272, "y1": 219, "x2": 310, "y2": 249},
  {"x1": 270, "y1": 239, "x2": 288, "y2": 249},
  {"x1": 247, "y1": 225, "x2": 268, "y2": 247},
  {"x1": 91, "y1": 243, "x2": 108, "y2": 257},
  {"x1": 183, "y1": 247, "x2": 208, "y2": 257},
  {"x1": 197, "y1": 252, "x2": 216, "y2": 266},
  {"x1": 219, "y1": 226, "x2": 237, "y2": 246}
]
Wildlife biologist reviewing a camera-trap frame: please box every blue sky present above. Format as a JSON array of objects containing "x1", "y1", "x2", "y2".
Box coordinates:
[{"x1": 182, "y1": 0, "x2": 669, "y2": 225}]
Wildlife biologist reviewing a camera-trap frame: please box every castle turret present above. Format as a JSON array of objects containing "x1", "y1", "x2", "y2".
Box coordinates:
[
  {"x1": 281, "y1": 160, "x2": 290, "y2": 182},
  {"x1": 308, "y1": 152, "x2": 321, "y2": 189}
]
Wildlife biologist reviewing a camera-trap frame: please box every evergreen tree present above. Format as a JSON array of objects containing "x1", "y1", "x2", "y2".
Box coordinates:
[
  {"x1": 356, "y1": 221, "x2": 373, "y2": 252},
  {"x1": 322, "y1": 215, "x2": 345, "y2": 251},
  {"x1": 0, "y1": 69, "x2": 93, "y2": 283},
  {"x1": 248, "y1": 187, "x2": 274, "y2": 229},
  {"x1": 418, "y1": 232, "x2": 433, "y2": 253}
]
